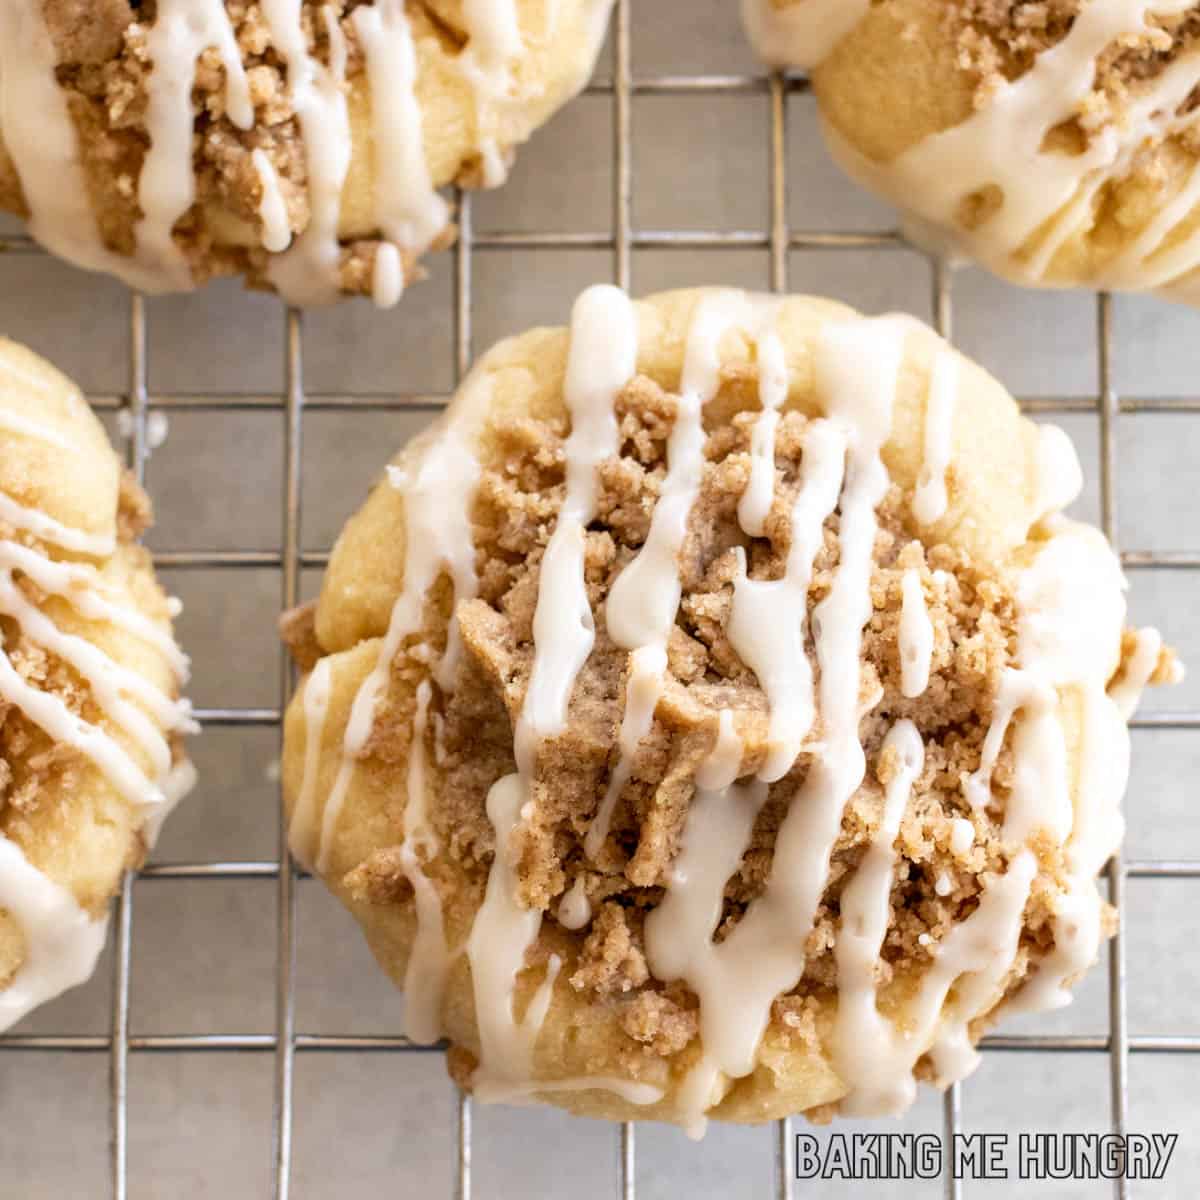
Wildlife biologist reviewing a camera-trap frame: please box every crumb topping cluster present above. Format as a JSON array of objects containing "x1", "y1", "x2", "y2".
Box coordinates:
[
  {"x1": 948, "y1": 1, "x2": 1200, "y2": 146},
  {"x1": 339, "y1": 361, "x2": 1159, "y2": 1064}
]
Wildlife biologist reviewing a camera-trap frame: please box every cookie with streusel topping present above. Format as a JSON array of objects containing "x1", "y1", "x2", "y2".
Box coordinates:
[
  {"x1": 281, "y1": 286, "x2": 1174, "y2": 1129},
  {"x1": 0, "y1": 0, "x2": 610, "y2": 304},
  {"x1": 0, "y1": 338, "x2": 193, "y2": 1031},
  {"x1": 742, "y1": 0, "x2": 1200, "y2": 301}
]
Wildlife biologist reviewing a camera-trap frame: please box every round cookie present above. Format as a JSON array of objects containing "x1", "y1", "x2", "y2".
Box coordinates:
[
  {"x1": 0, "y1": 0, "x2": 611, "y2": 305},
  {"x1": 281, "y1": 285, "x2": 1174, "y2": 1130},
  {"x1": 742, "y1": 0, "x2": 1200, "y2": 302},
  {"x1": 0, "y1": 338, "x2": 194, "y2": 1031}
]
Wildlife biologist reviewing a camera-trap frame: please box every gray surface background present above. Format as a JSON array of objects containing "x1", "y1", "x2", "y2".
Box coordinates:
[{"x1": 1, "y1": 2, "x2": 1198, "y2": 1196}]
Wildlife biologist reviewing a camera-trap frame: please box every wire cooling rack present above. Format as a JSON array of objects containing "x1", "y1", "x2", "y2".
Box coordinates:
[{"x1": 1, "y1": 3, "x2": 1199, "y2": 1197}]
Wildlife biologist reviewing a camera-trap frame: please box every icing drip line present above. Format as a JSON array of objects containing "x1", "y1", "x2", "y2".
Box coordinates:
[
  {"x1": 0, "y1": 477, "x2": 192, "y2": 1028},
  {"x1": 304, "y1": 416, "x2": 481, "y2": 874},
  {"x1": 898, "y1": 568, "x2": 933, "y2": 699},
  {"x1": 588, "y1": 291, "x2": 755, "y2": 857},
  {"x1": 398, "y1": 680, "x2": 451, "y2": 1043},
  {"x1": 1110, "y1": 627, "x2": 1163, "y2": 719},
  {"x1": 727, "y1": 418, "x2": 846, "y2": 782},
  {"x1": 252, "y1": 149, "x2": 293, "y2": 254},
  {"x1": 517, "y1": 286, "x2": 637, "y2": 767},
  {"x1": 0, "y1": 409, "x2": 78, "y2": 453},
  {"x1": 736, "y1": 308, "x2": 787, "y2": 537},
  {"x1": 353, "y1": 0, "x2": 450, "y2": 307},
  {"x1": 466, "y1": 775, "x2": 559, "y2": 1089},
  {"x1": 830, "y1": 719, "x2": 923, "y2": 1113},
  {"x1": 0, "y1": 490, "x2": 115, "y2": 559},
  {"x1": 289, "y1": 657, "x2": 333, "y2": 874},
  {"x1": 819, "y1": 0, "x2": 1200, "y2": 298},
  {"x1": 1000, "y1": 525, "x2": 1137, "y2": 1012},
  {"x1": 292, "y1": 391, "x2": 483, "y2": 1043},
  {"x1": 0, "y1": 838, "x2": 109, "y2": 1032},
  {"x1": 456, "y1": 0, "x2": 526, "y2": 186},
  {"x1": 556, "y1": 875, "x2": 591, "y2": 930},
  {"x1": 645, "y1": 315, "x2": 907, "y2": 1136},
  {"x1": 0, "y1": 0, "x2": 178, "y2": 291},
  {"x1": 0, "y1": 540, "x2": 190, "y2": 681},
  {"x1": 138, "y1": 0, "x2": 254, "y2": 288},
  {"x1": 467, "y1": 774, "x2": 661, "y2": 1104},
  {"x1": 262, "y1": 0, "x2": 352, "y2": 305},
  {"x1": 468, "y1": 286, "x2": 660, "y2": 1102}
]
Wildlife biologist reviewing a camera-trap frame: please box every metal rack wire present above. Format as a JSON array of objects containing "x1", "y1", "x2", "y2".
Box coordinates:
[{"x1": 1, "y1": 3, "x2": 1198, "y2": 1197}]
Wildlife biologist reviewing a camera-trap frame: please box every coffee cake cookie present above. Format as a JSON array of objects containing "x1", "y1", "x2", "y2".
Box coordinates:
[
  {"x1": 743, "y1": 0, "x2": 1200, "y2": 302},
  {"x1": 281, "y1": 285, "x2": 1175, "y2": 1131},
  {"x1": 0, "y1": 0, "x2": 611, "y2": 305},
  {"x1": 0, "y1": 339, "x2": 194, "y2": 1031}
]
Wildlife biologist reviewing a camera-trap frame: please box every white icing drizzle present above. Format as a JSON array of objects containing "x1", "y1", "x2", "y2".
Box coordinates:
[
  {"x1": 737, "y1": 315, "x2": 788, "y2": 537},
  {"x1": 252, "y1": 149, "x2": 293, "y2": 254},
  {"x1": 556, "y1": 875, "x2": 591, "y2": 930},
  {"x1": 288, "y1": 657, "x2": 333, "y2": 870},
  {"x1": 899, "y1": 568, "x2": 933, "y2": 699},
  {"x1": 0, "y1": 464, "x2": 192, "y2": 1030},
  {"x1": 455, "y1": 0, "x2": 526, "y2": 186},
  {"x1": 467, "y1": 774, "x2": 660, "y2": 1104},
  {"x1": 472, "y1": 1073, "x2": 663, "y2": 1107},
  {"x1": 814, "y1": 0, "x2": 1200, "y2": 298},
  {"x1": 1110, "y1": 627, "x2": 1162, "y2": 719},
  {"x1": 517, "y1": 285, "x2": 637, "y2": 768},
  {"x1": 353, "y1": 0, "x2": 450, "y2": 305},
  {"x1": 588, "y1": 292, "x2": 753, "y2": 856},
  {"x1": 398, "y1": 680, "x2": 450, "y2": 1044},
  {"x1": 309, "y1": 422, "x2": 480, "y2": 873},
  {"x1": 950, "y1": 817, "x2": 975, "y2": 857},
  {"x1": 0, "y1": 837, "x2": 109, "y2": 1032},
  {"x1": 466, "y1": 774, "x2": 550, "y2": 1084},
  {"x1": 138, "y1": 0, "x2": 254, "y2": 287},
  {"x1": 0, "y1": 566, "x2": 189, "y2": 772},
  {"x1": 912, "y1": 350, "x2": 957, "y2": 527},
  {"x1": 0, "y1": 1, "x2": 171, "y2": 291},
  {"x1": 830, "y1": 719, "x2": 923, "y2": 1113},
  {"x1": 727, "y1": 419, "x2": 846, "y2": 781},
  {"x1": 645, "y1": 315, "x2": 907, "y2": 1137},
  {"x1": 371, "y1": 242, "x2": 404, "y2": 310},
  {"x1": 465, "y1": 287, "x2": 660, "y2": 1102},
  {"x1": 999, "y1": 525, "x2": 1138, "y2": 1013},
  {"x1": 0, "y1": 490, "x2": 114, "y2": 559},
  {"x1": 0, "y1": 541, "x2": 190, "y2": 681},
  {"x1": 292, "y1": 383, "x2": 486, "y2": 1048},
  {"x1": 263, "y1": 1, "x2": 353, "y2": 305},
  {"x1": 740, "y1": 0, "x2": 869, "y2": 69},
  {"x1": 694, "y1": 708, "x2": 743, "y2": 792},
  {"x1": 905, "y1": 849, "x2": 1039, "y2": 1100},
  {"x1": 0, "y1": 409, "x2": 77, "y2": 452},
  {"x1": 1036, "y1": 424, "x2": 1085, "y2": 520},
  {"x1": 0, "y1": 0, "x2": 606, "y2": 305},
  {"x1": 643, "y1": 774, "x2": 771, "y2": 1135}
]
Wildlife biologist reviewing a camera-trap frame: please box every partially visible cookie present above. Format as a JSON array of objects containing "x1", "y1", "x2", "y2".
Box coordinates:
[
  {"x1": 742, "y1": 0, "x2": 1200, "y2": 302},
  {"x1": 0, "y1": 0, "x2": 612, "y2": 305},
  {"x1": 0, "y1": 338, "x2": 195, "y2": 1031}
]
